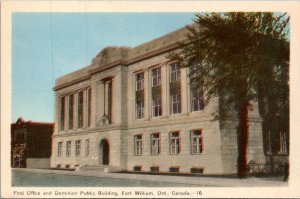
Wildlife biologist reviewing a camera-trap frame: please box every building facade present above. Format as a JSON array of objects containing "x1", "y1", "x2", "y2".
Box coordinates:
[
  {"x1": 51, "y1": 26, "x2": 266, "y2": 174},
  {"x1": 11, "y1": 117, "x2": 54, "y2": 168}
]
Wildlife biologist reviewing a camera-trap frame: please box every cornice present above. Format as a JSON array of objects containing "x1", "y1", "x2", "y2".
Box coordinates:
[{"x1": 53, "y1": 42, "x2": 180, "y2": 92}]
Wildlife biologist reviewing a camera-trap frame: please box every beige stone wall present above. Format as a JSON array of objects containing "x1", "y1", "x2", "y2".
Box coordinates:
[
  {"x1": 50, "y1": 129, "x2": 124, "y2": 169},
  {"x1": 127, "y1": 119, "x2": 224, "y2": 174},
  {"x1": 27, "y1": 158, "x2": 50, "y2": 169}
]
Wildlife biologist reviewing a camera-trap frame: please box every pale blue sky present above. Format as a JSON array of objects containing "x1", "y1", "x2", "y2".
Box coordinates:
[{"x1": 12, "y1": 12, "x2": 195, "y2": 122}]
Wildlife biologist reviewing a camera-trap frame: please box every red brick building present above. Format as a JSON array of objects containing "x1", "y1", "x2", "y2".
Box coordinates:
[{"x1": 11, "y1": 117, "x2": 54, "y2": 168}]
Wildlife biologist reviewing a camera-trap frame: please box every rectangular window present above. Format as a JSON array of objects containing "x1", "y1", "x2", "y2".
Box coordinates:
[
  {"x1": 57, "y1": 142, "x2": 62, "y2": 157},
  {"x1": 136, "y1": 101, "x2": 144, "y2": 119},
  {"x1": 170, "y1": 132, "x2": 180, "y2": 154},
  {"x1": 152, "y1": 68, "x2": 161, "y2": 87},
  {"x1": 60, "y1": 97, "x2": 65, "y2": 131},
  {"x1": 191, "y1": 130, "x2": 203, "y2": 154},
  {"x1": 279, "y1": 131, "x2": 287, "y2": 153},
  {"x1": 78, "y1": 91, "x2": 84, "y2": 128},
  {"x1": 170, "y1": 62, "x2": 181, "y2": 82},
  {"x1": 87, "y1": 88, "x2": 92, "y2": 127},
  {"x1": 191, "y1": 167, "x2": 204, "y2": 174},
  {"x1": 151, "y1": 133, "x2": 160, "y2": 155},
  {"x1": 75, "y1": 140, "x2": 81, "y2": 156},
  {"x1": 191, "y1": 88, "x2": 204, "y2": 111},
  {"x1": 85, "y1": 139, "x2": 89, "y2": 157},
  {"x1": 68, "y1": 94, "x2": 74, "y2": 130},
  {"x1": 169, "y1": 167, "x2": 179, "y2": 173},
  {"x1": 66, "y1": 141, "x2": 71, "y2": 157},
  {"x1": 152, "y1": 96, "x2": 162, "y2": 117},
  {"x1": 133, "y1": 166, "x2": 142, "y2": 172},
  {"x1": 150, "y1": 167, "x2": 159, "y2": 173},
  {"x1": 134, "y1": 135, "x2": 143, "y2": 155},
  {"x1": 171, "y1": 93, "x2": 181, "y2": 114},
  {"x1": 136, "y1": 72, "x2": 144, "y2": 91}
]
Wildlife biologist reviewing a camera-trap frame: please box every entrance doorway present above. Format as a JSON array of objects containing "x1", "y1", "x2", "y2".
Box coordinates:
[{"x1": 99, "y1": 139, "x2": 109, "y2": 165}]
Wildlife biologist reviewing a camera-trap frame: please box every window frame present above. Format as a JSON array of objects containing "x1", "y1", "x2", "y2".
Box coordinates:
[
  {"x1": 85, "y1": 139, "x2": 89, "y2": 157},
  {"x1": 77, "y1": 91, "x2": 84, "y2": 129},
  {"x1": 170, "y1": 93, "x2": 181, "y2": 114},
  {"x1": 170, "y1": 131, "x2": 180, "y2": 155},
  {"x1": 278, "y1": 130, "x2": 288, "y2": 154},
  {"x1": 134, "y1": 135, "x2": 143, "y2": 155},
  {"x1": 75, "y1": 140, "x2": 81, "y2": 156},
  {"x1": 60, "y1": 96, "x2": 65, "y2": 131},
  {"x1": 152, "y1": 67, "x2": 161, "y2": 87},
  {"x1": 191, "y1": 129, "x2": 203, "y2": 154},
  {"x1": 136, "y1": 72, "x2": 144, "y2": 91},
  {"x1": 151, "y1": 133, "x2": 161, "y2": 155},
  {"x1": 152, "y1": 96, "x2": 162, "y2": 117},
  {"x1": 68, "y1": 94, "x2": 74, "y2": 130},
  {"x1": 170, "y1": 62, "x2": 181, "y2": 82},
  {"x1": 87, "y1": 88, "x2": 92, "y2": 127},
  {"x1": 66, "y1": 141, "x2": 71, "y2": 157},
  {"x1": 57, "y1": 142, "x2": 62, "y2": 157},
  {"x1": 136, "y1": 100, "x2": 144, "y2": 119},
  {"x1": 191, "y1": 88, "x2": 204, "y2": 112}
]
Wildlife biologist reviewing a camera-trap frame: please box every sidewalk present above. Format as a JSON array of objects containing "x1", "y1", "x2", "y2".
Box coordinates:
[{"x1": 12, "y1": 168, "x2": 287, "y2": 187}]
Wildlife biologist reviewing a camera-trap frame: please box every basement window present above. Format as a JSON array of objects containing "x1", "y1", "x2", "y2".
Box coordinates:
[
  {"x1": 191, "y1": 168, "x2": 204, "y2": 174},
  {"x1": 133, "y1": 166, "x2": 142, "y2": 172},
  {"x1": 150, "y1": 167, "x2": 159, "y2": 173},
  {"x1": 169, "y1": 167, "x2": 179, "y2": 173}
]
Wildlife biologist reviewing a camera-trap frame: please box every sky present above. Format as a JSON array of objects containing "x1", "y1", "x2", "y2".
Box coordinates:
[{"x1": 12, "y1": 12, "x2": 196, "y2": 122}]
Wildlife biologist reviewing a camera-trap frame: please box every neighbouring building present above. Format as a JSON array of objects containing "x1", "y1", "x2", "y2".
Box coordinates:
[
  {"x1": 11, "y1": 117, "x2": 54, "y2": 168},
  {"x1": 51, "y1": 26, "x2": 266, "y2": 174}
]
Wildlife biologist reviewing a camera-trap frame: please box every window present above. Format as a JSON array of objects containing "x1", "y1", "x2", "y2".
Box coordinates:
[
  {"x1": 57, "y1": 142, "x2": 62, "y2": 157},
  {"x1": 170, "y1": 132, "x2": 180, "y2": 154},
  {"x1": 68, "y1": 94, "x2": 74, "y2": 129},
  {"x1": 75, "y1": 140, "x2": 81, "y2": 156},
  {"x1": 171, "y1": 93, "x2": 181, "y2": 114},
  {"x1": 136, "y1": 72, "x2": 144, "y2": 91},
  {"x1": 134, "y1": 135, "x2": 143, "y2": 155},
  {"x1": 85, "y1": 139, "x2": 89, "y2": 157},
  {"x1": 133, "y1": 166, "x2": 142, "y2": 171},
  {"x1": 152, "y1": 68, "x2": 161, "y2": 87},
  {"x1": 60, "y1": 97, "x2": 65, "y2": 131},
  {"x1": 191, "y1": 168, "x2": 204, "y2": 174},
  {"x1": 152, "y1": 96, "x2": 162, "y2": 117},
  {"x1": 87, "y1": 88, "x2": 92, "y2": 127},
  {"x1": 279, "y1": 131, "x2": 287, "y2": 153},
  {"x1": 150, "y1": 167, "x2": 159, "y2": 173},
  {"x1": 78, "y1": 91, "x2": 84, "y2": 128},
  {"x1": 151, "y1": 133, "x2": 160, "y2": 155},
  {"x1": 191, "y1": 130, "x2": 203, "y2": 154},
  {"x1": 136, "y1": 101, "x2": 144, "y2": 119},
  {"x1": 191, "y1": 88, "x2": 204, "y2": 111},
  {"x1": 66, "y1": 141, "x2": 71, "y2": 157},
  {"x1": 169, "y1": 167, "x2": 179, "y2": 173},
  {"x1": 170, "y1": 62, "x2": 180, "y2": 82}
]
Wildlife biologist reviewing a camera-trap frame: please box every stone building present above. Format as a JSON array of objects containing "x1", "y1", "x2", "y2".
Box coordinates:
[
  {"x1": 51, "y1": 26, "x2": 265, "y2": 174},
  {"x1": 11, "y1": 117, "x2": 54, "y2": 168}
]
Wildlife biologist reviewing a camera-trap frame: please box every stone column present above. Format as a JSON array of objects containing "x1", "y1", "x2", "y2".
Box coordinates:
[{"x1": 181, "y1": 67, "x2": 188, "y2": 115}]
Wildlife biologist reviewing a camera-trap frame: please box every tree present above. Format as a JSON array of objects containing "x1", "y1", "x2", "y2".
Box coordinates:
[{"x1": 168, "y1": 12, "x2": 289, "y2": 177}]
